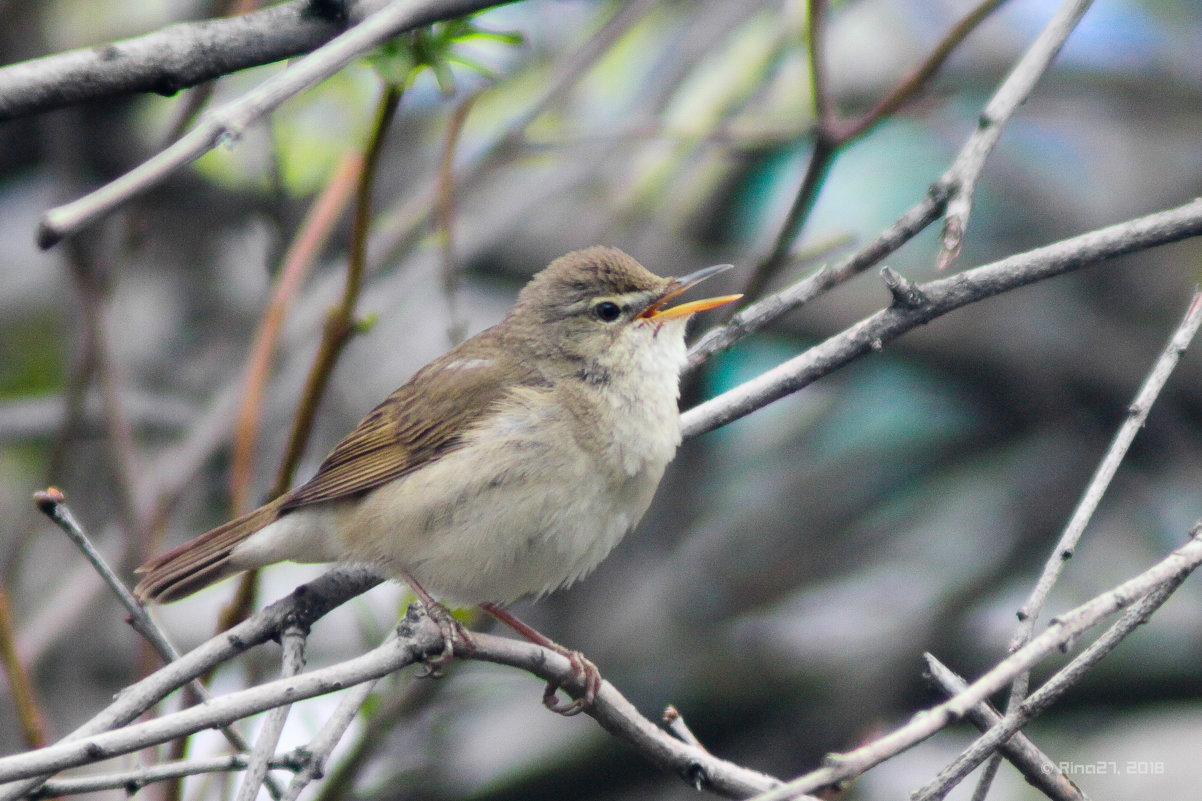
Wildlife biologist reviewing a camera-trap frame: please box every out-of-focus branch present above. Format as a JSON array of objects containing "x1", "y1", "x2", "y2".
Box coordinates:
[
  {"x1": 739, "y1": 0, "x2": 1011, "y2": 302},
  {"x1": 751, "y1": 525, "x2": 1202, "y2": 801},
  {"x1": 437, "y1": 91, "x2": 480, "y2": 345},
  {"x1": 681, "y1": 198, "x2": 1202, "y2": 439},
  {"x1": 63, "y1": 243, "x2": 144, "y2": 559},
  {"x1": 28, "y1": 489, "x2": 261, "y2": 787},
  {"x1": 220, "y1": 83, "x2": 401, "y2": 628},
  {"x1": 0, "y1": 586, "x2": 47, "y2": 748},
  {"x1": 36, "y1": 0, "x2": 518, "y2": 248},
  {"x1": 229, "y1": 152, "x2": 364, "y2": 515},
  {"x1": 368, "y1": 0, "x2": 659, "y2": 270},
  {"x1": 695, "y1": 0, "x2": 1092, "y2": 360}
]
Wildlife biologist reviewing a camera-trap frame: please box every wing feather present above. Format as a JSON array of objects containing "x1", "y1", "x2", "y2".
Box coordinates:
[{"x1": 281, "y1": 332, "x2": 544, "y2": 510}]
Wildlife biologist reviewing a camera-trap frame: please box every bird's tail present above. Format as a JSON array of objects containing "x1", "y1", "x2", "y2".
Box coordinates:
[{"x1": 134, "y1": 499, "x2": 286, "y2": 604}]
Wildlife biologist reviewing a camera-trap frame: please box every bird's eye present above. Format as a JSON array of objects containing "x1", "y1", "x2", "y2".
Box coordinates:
[{"x1": 593, "y1": 301, "x2": 622, "y2": 322}]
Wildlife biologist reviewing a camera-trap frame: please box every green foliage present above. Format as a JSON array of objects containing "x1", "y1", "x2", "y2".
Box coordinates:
[
  {"x1": 367, "y1": 18, "x2": 523, "y2": 94},
  {"x1": 195, "y1": 17, "x2": 522, "y2": 197}
]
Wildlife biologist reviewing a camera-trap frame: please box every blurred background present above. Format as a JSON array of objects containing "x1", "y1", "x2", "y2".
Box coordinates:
[{"x1": 2, "y1": 0, "x2": 1202, "y2": 799}]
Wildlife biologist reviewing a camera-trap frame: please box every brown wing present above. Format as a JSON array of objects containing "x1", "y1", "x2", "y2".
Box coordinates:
[{"x1": 281, "y1": 332, "x2": 544, "y2": 510}]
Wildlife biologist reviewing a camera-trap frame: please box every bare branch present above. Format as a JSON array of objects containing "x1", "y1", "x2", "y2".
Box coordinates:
[
  {"x1": 920, "y1": 291, "x2": 1202, "y2": 800},
  {"x1": 0, "y1": 604, "x2": 793, "y2": 799},
  {"x1": 0, "y1": 587, "x2": 47, "y2": 749},
  {"x1": 235, "y1": 621, "x2": 308, "y2": 801},
  {"x1": 685, "y1": 185, "x2": 949, "y2": 371},
  {"x1": 36, "y1": 0, "x2": 519, "y2": 248},
  {"x1": 0, "y1": 567, "x2": 382, "y2": 801},
  {"x1": 750, "y1": 524, "x2": 1202, "y2": 800},
  {"x1": 738, "y1": 0, "x2": 1010, "y2": 301},
  {"x1": 938, "y1": 0, "x2": 1095, "y2": 268},
  {"x1": 0, "y1": 607, "x2": 441, "y2": 786},
  {"x1": 690, "y1": 0, "x2": 1098, "y2": 364},
  {"x1": 914, "y1": 556, "x2": 1194, "y2": 799},
  {"x1": 280, "y1": 630, "x2": 400, "y2": 801},
  {"x1": 681, "y1": 198, "x2": 1202, "y2": 439},
  {"x1": 1011, "y1": 290, "x2": 1202, "y2": 642},
  {"x1": 923, "y1": 655, "x2": 1086, "y2": 801},
  {"x1": 30, "y1": 754, "x2": 306, "y2": 798},
  {"x1": 0, "y1": 1, "x2": 384, "y2": 121}
]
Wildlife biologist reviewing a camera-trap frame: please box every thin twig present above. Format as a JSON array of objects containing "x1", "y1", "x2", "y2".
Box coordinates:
[
  {"x1": 0, "y1": 561, "x2": 381, "y2": 801},
  {"x1": 692, "y1": 0, "x2": 1092, "y2": 365},
  {"x1": 954, "y1": 289, "x2": 1202, "y2": 801},
  {"x1": 923, "y1": 655, "x2": 1086, "y2": 801},
  {"x1": 27, "y1": 490, "x2": 261, "y2": 782},
  {"x1": 749, "y1": 525, "x2": 1202, "y2": 801},
  {"x1": 663, "y1": 705, "x2": 707, "y2": 751},
  {"x1": 63, "y1": 243, "x2": 144, "y2": 561},
  {"x1": 913, "y1": 557, "x2": 1193, "y2": 800},
  {"x1": 274, "y1": 83, "x2": 401, "y2": 494},
  {"x1": 686, "y1": 186, "x2": 948, "y2": 370},
  {"x1": 29, "y1": 754, "x2": 307, "y2": 798},
  {"x1": 833, "y1": 0, "x2": 1011, "y2": 142},
  {"x1": 36, "y1": 0, "x2": 517, "y2": 248},
  {"x1": 938, "y1": 0, "x2": 1096, "y2": 269},
  {"x1": 235, "y1": 621, "x2": 308, "y2": 801},
  {"x1": 229, "y1": 151, "x2": 365, "y2": 515},
  {"x1": 681, "y1": 198, "x2": 1202, "y2": 439},
  {"x1": 0, "y1": 609, "x2": 441, "y2": 785},
  {"x1": 367, "y1": 0, "x2": 659, "y2": 271},
  {"x1": 0, "y1": 602, "x2": 794, "y2": 799},
  {"x1": 436, "y1": 91, "x2": 480, "y2": 346},
  {"x1": 0, "y1": 586, "x2": 47, "y2": 748},
  {"x1": 739, "y1": 0, "x2": 1011, "y2": 301},
  {"x1": 1011, "y1": 289, "x2": 1202, "y2": 647},
  {"x1": 221, "y1": 82, "x2": 403, "y2": 629},
  {"x1": 281, "y1": 630, "x2": 400, "y2": 801}
]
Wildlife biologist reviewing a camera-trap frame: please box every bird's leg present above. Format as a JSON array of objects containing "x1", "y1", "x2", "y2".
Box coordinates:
[
  {"x1": 479, "y1": 602, "x2": 600, "y2": 716},
  {"x1": 400, "y1": 569, "x2": 473, "y2": 675}
]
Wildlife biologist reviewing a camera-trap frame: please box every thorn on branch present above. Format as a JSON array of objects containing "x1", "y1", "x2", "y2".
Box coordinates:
[{"x1": 880, "y1": 266, "x2": 928, "y2": 309}]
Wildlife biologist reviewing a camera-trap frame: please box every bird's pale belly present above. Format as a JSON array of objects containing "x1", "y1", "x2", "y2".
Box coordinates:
[
  {"x1": 290, "y1": 381, "x2": 666, "y2": 605},
  {"x1": 337, "y1": 432, "x2": 665, "y2": 606}
]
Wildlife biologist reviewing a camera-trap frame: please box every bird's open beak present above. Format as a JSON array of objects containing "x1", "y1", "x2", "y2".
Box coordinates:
[{"x1": 640, "y1": 263, "x2": 742, "y2": 321}]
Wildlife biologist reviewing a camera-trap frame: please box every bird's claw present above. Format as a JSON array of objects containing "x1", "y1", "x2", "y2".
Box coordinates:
[
  {"x1": 415, "y1": 600, "x2": 473, "y2": 677},
  {"x1": 541, "y1": 650, "x2": 601, "y2": 716}
]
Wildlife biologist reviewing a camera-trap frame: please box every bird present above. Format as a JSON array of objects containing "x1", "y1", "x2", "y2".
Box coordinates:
[{"x1": 135, "y1": 246, "x2": 739, "y2": 713}]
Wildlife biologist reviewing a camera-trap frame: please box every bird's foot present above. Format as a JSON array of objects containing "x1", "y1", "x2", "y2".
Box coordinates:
[
  {"x1": 479, "y1": 601, "x2": 601, "y2": 716},
  {"x1": 541, "y1": 648, "x2": 601, "y2": 716},
  {"x1": 415, "y1": 600, "x2": 473, "y2": 678}
]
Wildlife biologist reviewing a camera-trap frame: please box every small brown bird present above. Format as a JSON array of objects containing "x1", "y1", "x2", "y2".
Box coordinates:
[{"x1": 136, "y1": 246, "x2": 738, "y2": 712}]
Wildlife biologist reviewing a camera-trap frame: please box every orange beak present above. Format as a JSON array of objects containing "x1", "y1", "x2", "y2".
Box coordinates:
[{"x1": 640, "y1": 263, "x2": 742, "y2": 321}]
